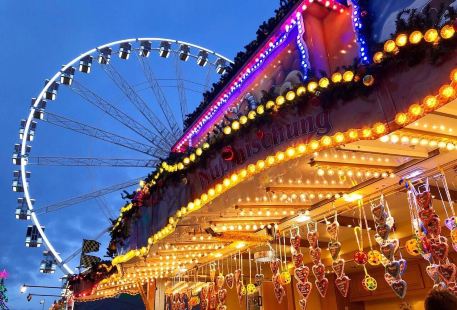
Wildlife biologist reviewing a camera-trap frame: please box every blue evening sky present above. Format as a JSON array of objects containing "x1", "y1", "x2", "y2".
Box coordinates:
[{"x1": 0, "y1": 1, "x2": 279, "y2": 309}]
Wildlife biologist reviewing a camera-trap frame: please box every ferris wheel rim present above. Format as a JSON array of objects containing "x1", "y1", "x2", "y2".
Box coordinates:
[{"x1": 19, "y1": 37, "x2": 232, "y2": 275}]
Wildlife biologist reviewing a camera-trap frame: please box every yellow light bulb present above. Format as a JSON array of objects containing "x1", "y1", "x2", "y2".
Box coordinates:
[
  {"x1": 286, "y1": 147, "x2": 295, "y2": 157},
  {"x1": 362, "y1": 128, "x2": 372, "y2": 138},
  {"x1": 196, "y1": 148, "x2": 203, "y2": 156},
  {"x1": 231, "y1": 121, "x2": 240, "y2": 130},
  {"x1": 183, "y1": 157, "x2": 190, "y2": 165},
  {"x1": 409, "y1": 104, "x2": 423, "y2": 117},
  {"x1": 286, "y1": 90, "x2": 296, "y2": 101},
  {"x1": 239, "y1": 115, "x2": 248, "y2": 124},
  {"x1": 177, "y1": 162, "x2": 184, "y2": 170},
  {"x1": 247, "y1": 164, "x2": 256, "y2": 173},
  {"x1": 231, "y1": 173, "x2": 238, "y2": 182},
  {"x1": 223, "y1": 178, "x2": 231, "y2": 187},
  {"x1": 334, "y1": 132, "x2": 345, "y2": 143},
  {"x1": 451, "y1": 68, "x2": 457, "y2": 82},
  {"x1": 297, "y1": 144, "x2": 306, "y2": 153},
  {"x1": 266, "y1": 100, "x2": 275, "y2": 109},
  {"x1": 409, "y1": 31, "x2": 423, "y2": 44},
  {"x1": 321, "y1": 136, "x2": 332, "y2": 146},
  {"x1": 395, "y1": 34, "x2": 408, "y2": 47},
  {"x1": 189, "y1": 153, "x2": 196, "y2": 161},
  {"x1": 248, "y1": 111, "x2": 256, "y2": 120},
  {"x1": 424, "y1": 28, "x2": 439, "y2": 42},
  {"x1": 331, "y1": 72, "x2": 343, "y2": 83},
  {"x1": 441, "y1": 25, "x2": 455, "y2": 39},
  {"x1": 203, "y1": 142, "x2": 210, "y2": 149},
  {"x1": 266, "y1": 155, "x2": 275, "y2": 165},
  {"x1": 373, "y1": 123, "x2": 387, "y2": 135},
  {"x1": 307, "y1": 81, "x2": 318, "y2": 92},
  {"x1": 276, "y1": 151, "x2": 285, "y2": 161},
  {"x1": 319, "y1": 77, "x2": 330, "y2": 88},
  {"x1": 347, "y1": 129, "x2": 359, "y2": 140},
  {"x1": 424, "y1": 95, "x2": 438, "y2": 110},
  {"x1": 296, "y1": 86, "x2": 306, "y2": 96},
  {"x1": 440, "y1": 84, "x2": 455, "y2": 99},
  {"x1": 239, "y1": 169, "x2": 248, "y2": 178},
  {"x1": 256, "y1": 160, "x2": 265, "y2": 169},
  {"x1": 208, "y1": 188, "x2": 215, "y2": 197},
  {"x1": 384, "y1": 40, "x2": 396, "y2": 52},
  {"x1": 343, "y1": 71, "x2": 354, "y2": 82},
  {"x1": 373, "y1": 52, "x2": 383, "y2": 64},
  {"x1": 395, "y1": 113, "x2": 408, "y2": 125},
  {"x1": 223, "y1": 126, "x2": 231, "y2": 135},
  {"x1": 309, "y1": 140, "x2": 320, "y2": 150},
  {"x1": 256, "y1": 105, "x2": 265, "y2": 115},
  {"x1": 276, "y1": 95, "x2": 285, "y2": 106}
]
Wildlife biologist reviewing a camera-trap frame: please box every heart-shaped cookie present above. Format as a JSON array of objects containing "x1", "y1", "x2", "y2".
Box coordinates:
[
  {"x1": 385, "y1": 260, "x2": 401, "y2": 278},
  {"x1": 291, "y1": 235, "x2": 302, "y2": 251},
  {"x1": 307, "y1": 231, "x2": 319, "y2": 248},
  {"x1": 296, "y1": 281, "x2": 312, "y2": 299},
  {"x1": 270, "y1": 259, "x2": 280, "y2": 274},
  {"x1": 430, "y1": 241, "x2": 448, "y2": 264},
  {"x1": 426, "y1": 264, "x2": 440, "y2": 282},
  {"x1": 376, "y1": 223, "x2": 391, "y2": 240},
  {"x1": 391, "y1": 279, "x2": 407, "y2": 299},
  {"x1": 384, "y1": 272, "x2": 395, "y2": 286},
  {"x1": 299, "y1": 299, "x2": 307, "y2": 310},
  {"x1": 309, "y1": 247, "x2": 321, "y2": 265},
  {"x1": 328, "y1": 241, "x2": 341, "y2": 260},
  {"x1": 294, "y1": 265, "x2": 310, "y2": 283},
  {"x1": 326, "y1": 221, "x2": 339, "y2": 240},
  {"x1": 217, "y1": 288, "x2": 227, "y2": 303},
  {"x1": 216, "y1": 274, "x2": 225, "y2": 289},
  {"x1": 312, "y1": 263, "x2": 325, "y2": 280},
  {"x1": 371, "y1": 203, "x2": 385, "y2": 219},
  {"x1": 200, "y1": 298, "x2": 208, "y2": 310},
  {"x1": 335, "y1": 275, "x2": 350, "y2": 297},
  {"x1": 225, "y1": 273, "x2": 234, "y2": 289},
  {"x1": 399, "y1": 258, "x2": 407, "y2": 276},
  {"x1": 201, "y1": 286, "x2": 209, "y2": 298},
  {"x1": 417, "y1": 191, "x2": 432, "y2": 209},
  {"x1": 315, "y1": 278, "x2": 329, "y2": 297},
  {"x1": 274, "y1": 285, "x2": 286, "y2": 304},
  {"x1": 332, "y1": 259, "x2": 345, "y2": 278},
  {"x1": 419, "y1": 208, "x2": 435, "y2": 224},
  {"x1": 254, "y1": 273, "x2": 264, "y2": 287},
  {"x1": 446, "y1": 216, "x2": 457, "y2": 231},
  {"x1": 426, "y1": 216, "x2": 442, "y2": 237},
  {"x1": 380, "y1": 239, "x2": 398, "y2": 261},
  {"x1": 438, "y1": 263, "x2": 457, "y2": 283},
  {"x1": 293, "y1": 252, "x2": 304, "y2": 268}
]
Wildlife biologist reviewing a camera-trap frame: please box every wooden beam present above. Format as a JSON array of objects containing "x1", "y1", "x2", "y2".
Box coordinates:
[
  {"x1": 309, "y1": 159, "x2": 397, "y2": 170},
  {"x1": 400, "y1": 127, "x2": 457, "y2": 141},
  {"x1": 338, "y1": 140, "x2": 429, "y2": 158},
  {"x1": 234, "y1": 203, "x2": 310, "y2": 209},
  {"x1": 266, "y1": 186, "x2": 350, "y2": 193},
  {"x1": 431, "y1": 110, "x2": 457, "y2": 120}
]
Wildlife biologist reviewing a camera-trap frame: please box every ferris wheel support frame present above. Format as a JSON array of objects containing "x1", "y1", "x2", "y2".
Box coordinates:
[{"x1": 20, "y1": 37, "x2": 233, "y2": 275}]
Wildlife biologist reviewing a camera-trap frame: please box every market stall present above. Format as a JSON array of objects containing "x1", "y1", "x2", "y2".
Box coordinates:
[{"x1": 69, "y1": 1, "x2": 457, "y2": 309}]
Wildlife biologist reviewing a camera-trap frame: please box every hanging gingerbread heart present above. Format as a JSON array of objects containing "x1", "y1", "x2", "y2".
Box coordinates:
[
  {"x1": 426, "y1": 216, "x2": 442, "y2": 236},
  {"x1": 309, "y1": 247, "x2": 321, "y2": 265},
  {"x1": 371, "y1": 203, "x2": 385, "y2": 219},
  {"x1": 391, "y1": 279, "x2": 407, "y2": 299},
  {"x1": 334, "y1": 276, "x2": 350, "y2": 298},
  {"x1": 315, "y1": 278, "x2": 329, "y2": 297},
  {"x1": 430, "y1": 241, "x2": 449, "y2": 263},
  {"x1": 419, "y1": 208, "x2": 435, "y2": 224},
  {"x1": 328, "y1": 241, "x2": 341, "y2": 260},
  {"x1": 200, "y1": 298, "x2": 208, "y2": 310},
  {"x1": 234, "y1": 269, "x2": 241, "y2": 284},
  {"x1": 270, "y1": 259, "x2": 281, "y2": 274},
  {"x1": 225, "y1": 273, "x2": 234, "y2": 289},
  {"x1": 376, "y1": 223, "x2": 391, "y2": 240},
  {"x1": 326, "y1": 221, "x2": 339, "y2": 240},
  {"x1": 399, "y1": 258, "x2": 407, "y2": 276},
  {"x1": 384, "y1": 272, "x2": 395, "y2": 286},
  {"x1": 438, "y1": 263, "x2": 457, "y2": 283},
  {"x1": 385, "y1": 260, "x2": 401, "y2": 278},
  {"x1": 294, "y1": 265, "x2": 310, "y2": 283},
  {"x1": 216, "y1": 274, "x2": 225, "y2": 289},
  {"x1": 299, "y1": 299, "x2": 307, "y2": 310},
  {"x1": 312, "y1": 263, "x2": 325, "y2": 280},
  {"x1": 426, "y1": 264, "x2": 440, "y2": 283},
  {"x1": 292, "y1": 252, "x2": 304, "y2": 268},
  {"x1": 291, "y1": 235, "x2": 302, "y2": 251},
  {"x1": 307, "y1": 230, "x2": 319, "y2": 248},
  {"x1": 217, "y1": 289, "x2": 227, "y2": 303},
  {"x1": 417, "y1": 191, "x2": 432, "y2": 209},
  {"x1": 254, "y1": 273, "x2": 264, "y2": 287},
  {"x1": 273, "y1": 285, "x2": 285, "y2": 304},
  {"x1": 332, "y1": 259, "x2": 345, "y2": 278},
  {"x1": 380, "y1": 239, "x2": 398, "y2": 261},
  {"x1": 210, "y1": 268, "x2": 216, "y2": 282},
  {"x1": 296, "y1": 281, "x2": 312, "y2": 299}
]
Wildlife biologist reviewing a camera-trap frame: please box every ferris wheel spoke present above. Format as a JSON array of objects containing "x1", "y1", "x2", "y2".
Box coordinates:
[
  {"x1": 27, "y1": 156, "x2": 158, "y2": 167},
  {"x1": 136, "y1": 54, "x2": 182, "y2": 135},
  {"x1": 59, "y1": 226, "x2": 110, "y2": 266},
  {"x1": 100, "y1": 62, "x2": 176, "y2": 144},
  {"x1": 42, "y1": 112, "x2": 166, "y2": 158},
  {"x1": 174, "y1": 52, "x2": 188, "y2": 124},
  {"x1": 69, "y1": 80, "x2": 167, "y2": 150},
  {"x1": 34, "y1": 176, "x2": 145, "y2": 215},
  {"x1": 204, "y1": 63, "x2": 213, "y2": 93}
]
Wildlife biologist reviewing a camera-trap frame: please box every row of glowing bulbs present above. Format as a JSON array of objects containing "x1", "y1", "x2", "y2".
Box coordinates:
[
  {"x1": 214, "y1": 223, "x2": 279, "y2": 232},
  {"x1": 316, "y1": 167, "x2": 394, "y2": 178},
  {"x1": 380, "y1": 133, "x2": 457, "y2": 150},
  {"x1": 374, "y1": 24, "x2": 456, "y2": 63}
]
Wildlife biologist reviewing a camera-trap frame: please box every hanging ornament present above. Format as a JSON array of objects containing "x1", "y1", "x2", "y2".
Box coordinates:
[
  {"x1": 210, "y1": 263, "x2": 216, "y2": 282},
  {"x1": 290, "y1": 225, "x2": 311, "y2": 308},
  {"x1": 353, "y1": 226, "x2": 368, "y2": 265},
  {"x1": 225, "y1": 257, "x2": 234, "y2": 289},
  {"x1": 272, "y1": 227, "x2": 286, "y2": 304},
  {"x1": 307, "y1": 221, "x2": 329, "y2": 298}
]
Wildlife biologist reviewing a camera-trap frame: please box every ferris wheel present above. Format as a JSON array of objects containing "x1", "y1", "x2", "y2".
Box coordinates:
[{"x1": 13, "y1": 38, "x2": 232, "y2": 275}]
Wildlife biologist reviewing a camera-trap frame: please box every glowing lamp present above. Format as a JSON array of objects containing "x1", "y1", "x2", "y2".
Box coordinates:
[
  {"x1": 248, "y1": 111, "x2": 256, "y2": 120},
  {"x1": 239, "y1": 115, "x2": 248, "y2": 124},
  {"x1": 319, "y1": 77, "x2": 330, "y2": 88},
  {"x1": 362, "y1": 128, "x2": 372, "y2": 138},
  {"x1": 208, "y1": 188, "x2": 215, "y2": 197},
  {"x1": 331, "y1": 72, "x2": 343, "y2": 83},
  {"x1": 215, "y1": 184, "x2": 223, "y2": 193},
  {"x1": 363, "y1": 75, "x2": 374, "y2": 86},
  {"x1": 188, "y1": 202, "x2": 195, "y2": 210},
  {"x1": 248, "y1": 164, "x2": 256, "y2": 173},
  {"x1": 286, "y1": 90, "x2": 296, "y2": 101},
  {"x1": 256, "y1": 105, "x2": 265, "y2": 115},
  {"x1": 334, "y1": 132, "x2": 345, "y2": 143},
  {"x1": 409, "y1": 31, "x2": 423, "y2": 44},
  {"x1": 266, "y1": 156, "x2": 275, "y2": 165},
  {"x1": 309, "y1": 140, "x2": 320, "y2": 150},
  {"x1": 177, "y1": 163, "x2": 184, "y2": 170},
  {"x1": 451, "y1": 69, "x2": 457, "y2": 82},
  {"x1": 203, "y1": 142, "x2": 210, "y2": 149},
  {"x1": 201, "y1": 193, "x2": 208, "y2": 202},
  {"x1": 286, "y1": 147, "x2": 295, "y2": 157},
  {"x1": 395, "y1": 34, "x2": 408, "y2": 47},
  {"x1": 223, "y1": 126, "x2": 231, "y2": 135},
  {"x1": 439, "y1": 85, "x2": 455, "y2": 99},
  {"x1": 424, "y1": 29, "x2": 439, "y2": 43},
  {"x1": 395, "y1": 113, "x2": 408, "y2": 125},
  {"x1": 256, "y1": 160, "x2": 265, "y2": 170},
  {"x1": 373, "y1": 52, "x2": 383, "y2": 64},
  {"x1": 321, "y1": 136, "x2": 332, "y2": 146},
  {"x1": 343, "y1": 193, "x2": 363, "y2": 202},
  {"x1": 424, "y1": 96, "x2": 438, "y2": 109},
  {"x1": 297, "y1": 144, "x2": 306, "y2": 153},
  {"x1": 343, "y1": 71, "x2": 354, "y2": 82},
  {"x1": 297, "y1": 86, "x2": 307, "y2": 96},
  {"x1": 347, "y1": 129, "x2": 359, "y2": 140},
  {"x1": 231, "y1": 121, "x2": 240, "y2": 130},
  {"x1": 307, "y1": 81, "x2": 318, "y2": 92},
  {"x1": 441, "y1": 25, "x2": 455, "y2": 39},
  {"x1": 373, "y1": 123, "x2": 386, "y2": 135},
  {"x1": 276, "y1": 151, "x2": 285, "y2": 161},
  {"x1": 409, "y1": 104, "x2": 423, "y2": 117},
  {"x1": 276, "y1": 96, "x2": 285, "y2": 106},
  {"x1": 239, "y1": 169, "x2": 247, "y2": 178},
  {"x1": 383, "y1": 40, "x2": 396, "y2": 53},
  {"x1": 266, "y1": 100, "x2": 275, "y2": 109},
  {"x1": 223, "y1": 178, "x2": 231, "y2": 187},
  {"x1": 183, "y1": 157, "x2": 190, "y2": 165}
]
